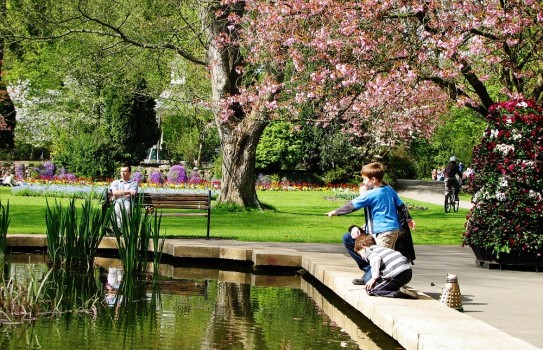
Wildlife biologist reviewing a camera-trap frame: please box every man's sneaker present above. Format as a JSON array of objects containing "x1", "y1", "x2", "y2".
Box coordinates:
[
  {"x1": 396, "y1": 287, "x2": 419, "y2": 299},
  {"x1": 352, "y1": 277, "x2": 366, "y2": 285}
]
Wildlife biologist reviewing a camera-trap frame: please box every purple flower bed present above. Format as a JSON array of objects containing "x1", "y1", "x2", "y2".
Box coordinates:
[
  {"x1": 41, "y1": 161, "x2": 56, "y2": 178},
  {"x1": 15, "y1": 164, "x2": 25, "y2": 180},
  {"x1": 167, "y1": 165, "x2": 187, "y2": 184},
  {"x1": 149, "y1": 171, "x2": 163, "y2": 184},
  {"x1": 56, "y1": 167, "x2": 77, "y2": 182},
  {"x1": 132, "y1": 171, "x2": 143, "y2": 183}
]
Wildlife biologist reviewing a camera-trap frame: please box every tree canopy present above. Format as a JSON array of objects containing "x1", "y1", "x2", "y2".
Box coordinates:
[
  {"x1": 230, "y1": 0, "x2": 543, "y2": 129},
  {"x1": 2, "y1": 0, "x2": 543, "y2": 206}
]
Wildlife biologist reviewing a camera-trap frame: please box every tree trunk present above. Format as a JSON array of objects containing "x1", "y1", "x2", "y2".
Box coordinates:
[
  {"x1": 201, "y1": 2, "x2": 269, "y2": 208},
  {"x1": 0, "y1": 0, "x2": 16, "y2": 148},
  {"x1": 219, "y1": 116, "x2": 268, "y2": 207}
]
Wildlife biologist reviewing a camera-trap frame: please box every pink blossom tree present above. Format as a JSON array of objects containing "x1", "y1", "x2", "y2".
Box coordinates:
[
  {"x1": 215, "y1": 0, "x2": 543, "y2": 206},
  {"x1": 233, "y1": 0, "x2": 543, "y2": 133}
]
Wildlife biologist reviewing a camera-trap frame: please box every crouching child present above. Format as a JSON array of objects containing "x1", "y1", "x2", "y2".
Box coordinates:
[{"x1": 354, "y1": 234, "x2": 418, "y2": 299}]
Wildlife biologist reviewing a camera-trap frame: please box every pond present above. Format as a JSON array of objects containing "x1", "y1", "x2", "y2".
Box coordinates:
[{"x1": 0, "y1": 254, "x2": 401, "y2": 350}]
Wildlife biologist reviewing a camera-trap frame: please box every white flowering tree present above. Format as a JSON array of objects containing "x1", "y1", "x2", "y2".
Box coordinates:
[{"x1": 9, "y1": 80, "x2": 98, "y2": 151}]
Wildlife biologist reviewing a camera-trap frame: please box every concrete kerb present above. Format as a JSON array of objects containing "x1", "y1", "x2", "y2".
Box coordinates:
[{"x1": 6, "y1": 235, "x2": 539, "y2": 350}]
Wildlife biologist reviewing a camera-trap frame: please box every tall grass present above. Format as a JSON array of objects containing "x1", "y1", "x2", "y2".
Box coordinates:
[
  {"x1": 42, "y1": 267, "x2": 102, "y2": 315},
  {"x1": 111, "y1": 198, "x2": 164, "y2": 275},
  {"x1": 0, "y1": 201, "x2": 9, "y2": 264},
  {"x1": 0, "y1": 264, "x2": 103, "y2": 325},
  {"x1": 0, "y1": 266, "x2": 53, "y2": 323},
  {"x1": 45, "y1": 195, "x2": 108, "y2": 269}
]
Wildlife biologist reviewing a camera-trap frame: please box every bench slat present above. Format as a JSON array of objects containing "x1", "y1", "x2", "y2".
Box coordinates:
[
  {"x1": 146, "y1": 200, "x2": 209, "y2": 205},
  {"x1": 150, "y1": 203, "x2": 207, "y2": 210},
  {"x1": 160, "y1": 213, "x2": 209, "y2": 217},
  {"x1": 142, "y1": 194, "x2": 208, "y2": 200},
  {"x1": 145, "y1": 201, "x2": 208, "y2": 207},
  {"x1": 138, "y1": 191, "x2": 212, "y2": 239}
]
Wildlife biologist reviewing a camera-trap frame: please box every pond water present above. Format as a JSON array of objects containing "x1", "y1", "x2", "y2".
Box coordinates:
[{"x1": 0, "y1": 255, "x2": 400, "y2": 350}]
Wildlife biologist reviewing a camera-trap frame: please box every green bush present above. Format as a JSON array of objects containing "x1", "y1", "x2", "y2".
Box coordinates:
[
  {"x1": 323, "y1": 167, "x2": 352, "y2": 184},
  {"x1": 256, "y1": 122, "x2": 303, "y2": 171},
  {"x1": 385, "y1": 146, "x2": 417, "y2": 182},
  {"x1": 54, "y1": 133, "x2": 119, "y2": 178}
]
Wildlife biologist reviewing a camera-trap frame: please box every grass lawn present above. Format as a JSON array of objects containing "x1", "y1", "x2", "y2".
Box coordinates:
[{"x1": 1, "y1": 186, "x2": 468, "y2": 245}]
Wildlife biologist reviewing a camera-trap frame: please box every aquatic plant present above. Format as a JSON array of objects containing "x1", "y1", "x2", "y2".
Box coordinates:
[
  {"x1": 0, "y1": 265, "x2": 54, "y2": 323},
  {"x1": 42, "y1": 267, "x2": 103, "y2": 315},
  {"x1": 0, "y1": 201, "x2": 9, "y2": 264},
  {"x1": 0, "y1": 265, "x2": 102, "y2": 324},
  {"x1": 111, "y1": 198, "x2": 164, "y2": 276},
  {"x1": 45, "y1": 195, "x2": 108, "y2": 269}
]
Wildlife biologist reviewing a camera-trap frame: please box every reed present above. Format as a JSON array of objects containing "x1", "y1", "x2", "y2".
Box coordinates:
[
  {"x1": 0, "y1": 264, "x2": 103, "y2": 324},
  {"x1": 108, "y1": 272, "x2": 161, "y2": 347},
  {"x1": 111, "y1": 197, "x2": 164, "y2": 275},
  {"x1": 45, "y1": 195, "x2": 108, "y2": 269},
  {"x1": 0, "y1": 201, "x2": 9, "y2": 263},
  {"x1": 0, "y1": 266, "x2": 53, "y2": 323},
  {"x1": 42, "y1": 268, "x2": 102, "y2": 315},
  {"x1": 151, "y1": 211, "x2": 164, "y2": 276}
]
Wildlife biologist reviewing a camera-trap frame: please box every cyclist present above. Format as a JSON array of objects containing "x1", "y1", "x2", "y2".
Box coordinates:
[{"x1": 444, "y1": 156, "x2": 462, "y2": 201}]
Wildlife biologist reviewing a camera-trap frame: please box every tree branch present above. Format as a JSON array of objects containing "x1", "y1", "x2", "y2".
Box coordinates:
[
  {"x1": 532, "y1": 83, "x2": 543, "y2": 102},
  {"x1": 74, "y1": 4, "x2": 207, "y2": 66},
  {"x1": 457, "y1": 58, "x2": 494, "y2": 110},
  {"x1": 422, "y1": 75, "x2": 488, "y2": 116}
]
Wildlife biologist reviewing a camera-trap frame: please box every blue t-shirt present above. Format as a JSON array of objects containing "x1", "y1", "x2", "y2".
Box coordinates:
[{"x1": 351, "y1": 186, "x2": 403, "y2": 234}]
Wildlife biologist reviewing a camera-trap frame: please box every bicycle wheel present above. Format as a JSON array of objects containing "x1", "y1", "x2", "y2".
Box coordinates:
[{"x1": 444, "y1": 193, "x2": 452, "y2": 213}]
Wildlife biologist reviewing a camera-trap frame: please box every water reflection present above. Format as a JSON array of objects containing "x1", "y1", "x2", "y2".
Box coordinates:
[
  {"x1": 104, "y1": 267, "x2": 124, "y2": 306},
  {"x1": 0, "y1": 255, "x2": 400, "y2": 350}
]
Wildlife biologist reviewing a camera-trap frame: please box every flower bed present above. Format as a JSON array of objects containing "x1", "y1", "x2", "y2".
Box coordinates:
[{"x1": 12, "y1": 183, "x2": 220, "y2": 199}]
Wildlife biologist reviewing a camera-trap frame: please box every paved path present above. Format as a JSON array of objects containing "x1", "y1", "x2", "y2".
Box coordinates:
[
  {"x1": 395, "y1": 179, "x2": 542, "y2": 348},
  {"x1": 395, "y1": 178, "x2": 473, "y2": 209},
  {"x1": 115, "y1": 237, "x2": 543, "y2": 349}
]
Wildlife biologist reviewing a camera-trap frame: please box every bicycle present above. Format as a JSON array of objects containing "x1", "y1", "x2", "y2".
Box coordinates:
[{"x1": 444, "y1": 187, "x2": 459, "y2": 213}]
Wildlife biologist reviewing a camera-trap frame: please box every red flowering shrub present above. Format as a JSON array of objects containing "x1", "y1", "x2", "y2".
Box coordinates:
[{"x1": 463, "y1": 99, "x2": 543, "y2": 256}]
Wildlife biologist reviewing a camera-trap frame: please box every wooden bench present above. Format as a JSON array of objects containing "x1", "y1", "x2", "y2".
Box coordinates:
[{"x1": 140, "y1": 191, "x2": 212, "y2": 239}]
